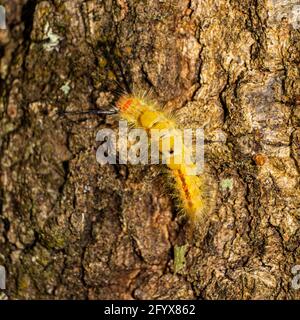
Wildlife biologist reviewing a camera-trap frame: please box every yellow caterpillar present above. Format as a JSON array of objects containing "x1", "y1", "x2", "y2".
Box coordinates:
[{"x1": 116, "y1": 93, "x2": 207, "y2": 223}]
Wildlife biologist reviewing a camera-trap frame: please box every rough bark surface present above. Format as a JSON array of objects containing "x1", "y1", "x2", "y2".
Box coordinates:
[{"x1": 0, "y1": 0, "x2": 299, "y2": 300}]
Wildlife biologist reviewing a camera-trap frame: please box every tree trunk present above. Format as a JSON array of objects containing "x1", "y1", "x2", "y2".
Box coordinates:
[{"x1": 0, "y1": 0, "x2": 299, "y2": 300}]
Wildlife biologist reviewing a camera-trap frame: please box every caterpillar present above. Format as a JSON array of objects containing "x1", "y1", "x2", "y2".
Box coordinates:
[
  {"x1": 59, "y1": 41, "x2": 210, "y2": 223},
  {"x1": 114, "y1": 91, "x2": 208, "y2": 223},
  {"x1": 60, "y1": 88, "x2": 210, "y2": 224}
]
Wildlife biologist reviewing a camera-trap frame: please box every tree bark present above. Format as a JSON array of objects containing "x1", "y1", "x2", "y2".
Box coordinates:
[{"x1": 0, "y1": 0, "x2": 299, "y2": 299}]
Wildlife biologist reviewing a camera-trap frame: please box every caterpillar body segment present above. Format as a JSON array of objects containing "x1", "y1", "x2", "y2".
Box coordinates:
[
  {"x1": 116, "y1": 93, "x2": 207, "y2": 223},
  {"x1": 171, "y1": 169, "x2": 206, "y2": 223}
]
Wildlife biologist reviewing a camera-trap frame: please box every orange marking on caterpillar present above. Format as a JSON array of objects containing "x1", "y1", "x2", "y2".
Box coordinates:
[
  {"x1": 117, "y1": 97, "x2": 133, "y2": 111},
  {"x1": 178, "y1": 171, "x2": 191, "y2": 201}
]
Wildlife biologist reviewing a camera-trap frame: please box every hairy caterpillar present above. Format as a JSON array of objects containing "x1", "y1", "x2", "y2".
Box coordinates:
[
  {"x1": 60, "y1": 88, "x2": 210, "y2": 224},
  {"x1": 59, "y1": 39, "x2": 210, "y2": 223},
  {"x1": 115, "y1": 92, "x2": 208, "y2": 223}
]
